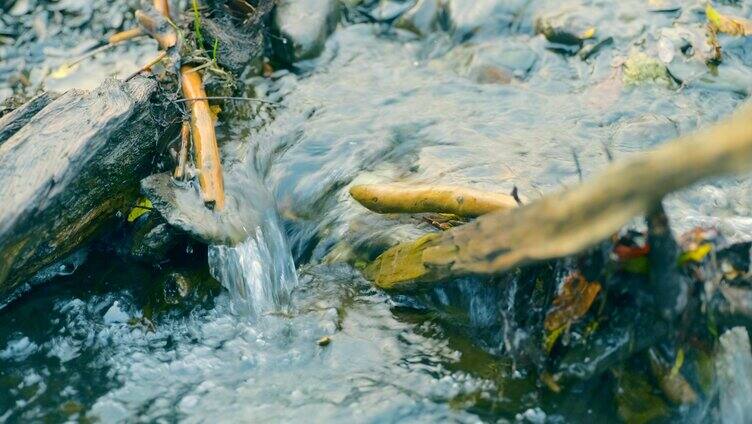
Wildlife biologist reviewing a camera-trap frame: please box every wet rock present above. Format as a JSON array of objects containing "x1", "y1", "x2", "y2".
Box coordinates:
[
  {"x1": 535, "y1": 6, "x2": 598, "y2": 54},
  {"x1": 162, "y1": 272, "x2": 192, "y2": 305},
  {"x1": 446, "y1": 0, "x2": 529, "y2": 41},
  {"x1": 272, "y1": 0, "x2": 341, "y2": 64},
  {"x1": 557, "y1": 309, "x2": 667, "y2": 380},
  {"x1": 142, "y1": 165, "x2": 279, "y2": 248},
  {"x1": 0, "y1": 78, "x2": 171, "y2": 302},
  {"x1": 716, "y1": 327, "x2": 752, "y2": 424},
  {"x1": 655, "y1": 25, "x2": 752, "y2": 95},
  {"x1": 368, "y1": 0, "x2": 416, "y2": 23},
  {"x1": 435, "y1": 41, "x2": 538, "y2": 83},
  {"x1": 666, "y1": 60, "x2": 752, "y2": 96},
  {"x1": 614, "y1": 370, "x2": 669, "y2": 423},
  {"x1": 647, "y1": 0, "x2": 681, "y2": 13},
  {"x1": 578, "y1": 36, "x2": 613, "y2": 61},
  {"x1": 395, "y1": 0, "x2": 444, "y2": 36},
  {"x1": 129, "y1": 221, "x2": 181, "y2": 261}
]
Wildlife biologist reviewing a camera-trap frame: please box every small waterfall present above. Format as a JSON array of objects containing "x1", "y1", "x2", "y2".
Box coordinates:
[{"x1": 208, "y1": 209, "x2": 298, "y2": 316}]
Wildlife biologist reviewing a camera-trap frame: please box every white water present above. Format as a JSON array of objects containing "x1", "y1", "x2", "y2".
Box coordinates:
[{"x1": 208, "y1": 209, "x2": 298, "y2": 317}]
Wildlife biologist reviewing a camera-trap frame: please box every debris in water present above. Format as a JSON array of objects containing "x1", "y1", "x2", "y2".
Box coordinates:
[
  {"x1": 350, "y1": 184, "x2": 518, "y2": 218},
  {"x1": 706, "y1": 3, "x2": 752, "y2": 37}
]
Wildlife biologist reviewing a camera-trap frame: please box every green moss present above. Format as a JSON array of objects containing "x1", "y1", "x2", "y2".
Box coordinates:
[{"x1": 623, "y1": 52, "x2": 672, "y2": 86}]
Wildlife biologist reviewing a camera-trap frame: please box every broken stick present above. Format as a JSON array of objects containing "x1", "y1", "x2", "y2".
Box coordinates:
[
  {"x1": 350, "y1": 184, "x2": 518, "y2": 217},
  {"x1": 180, "y1": 66, "x2": 225, "y2": 210},
  {"x1": 174, "y1": 121, "x2": 190, "y2": 180},
  {"x1": 154, "y1": 0, "x2": 171, "y2": 17},
  {"x1": 366, "y1": 102, "x2": 752, "y2": 289}
]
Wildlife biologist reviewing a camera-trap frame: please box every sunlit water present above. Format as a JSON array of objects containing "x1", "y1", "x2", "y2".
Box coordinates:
[{"x1": 3, "y1": 0, "x2": 752, "y2": 422}]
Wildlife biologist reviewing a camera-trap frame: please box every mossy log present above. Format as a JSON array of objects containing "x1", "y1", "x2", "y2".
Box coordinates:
[
  {"x1": 0, "y1": 78, "x2": 170, "y2": 302},
  {"x1": 366, "y1": 102, "x2": 752, "y2": 289},
  {"x1": 350, "y1": 184, "x2": 518, "y2": 217}
]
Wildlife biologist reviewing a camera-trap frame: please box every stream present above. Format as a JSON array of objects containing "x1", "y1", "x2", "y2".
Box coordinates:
[{"x1": 2, "y1": 0, "x2": 752, "y2": 422}]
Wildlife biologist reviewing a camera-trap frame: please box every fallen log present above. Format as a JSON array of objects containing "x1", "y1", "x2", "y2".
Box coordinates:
[
  {"x1": 0, "y1": 93, "x2": 55, "y2": 144},
  {"x1": 349, "y1": 184, "x2": 518, "y2": 217},
  {"x1": 0, "y1": 77, "x2": 172, "y2": 301},
  {"x1": 365, "y1": 102, "x2": 752, "y2": 289}
]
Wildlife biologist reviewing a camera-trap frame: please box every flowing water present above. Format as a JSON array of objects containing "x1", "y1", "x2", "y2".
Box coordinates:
[{"x1": 3, "y1": 0, "x2": 752, "y2": 422}]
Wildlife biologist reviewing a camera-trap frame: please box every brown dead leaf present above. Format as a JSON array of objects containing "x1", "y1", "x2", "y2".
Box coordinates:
[
  {"x1": 707, "y1": 4, "x2": 752, "y2": 36},
  {"x1": 544, "y1": 272, "x2": 602, "y2": 332}
]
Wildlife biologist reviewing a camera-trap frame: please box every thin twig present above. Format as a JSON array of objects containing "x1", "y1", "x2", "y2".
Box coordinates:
[
  {"x1": 125, "y1": 50, "x2": 168, "y2": 81},
  {"x1": 170, "y1": 96, "x2": 282, "y2": 107},
  {"x1": 174, "y1": 121, "x2": 191, "y2": 180},
  {"x1": 571, "y1": 147, "x2": 583, "y2": 182}
]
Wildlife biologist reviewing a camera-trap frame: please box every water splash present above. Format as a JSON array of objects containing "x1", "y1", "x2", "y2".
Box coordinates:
[{"x1": 208, "y1": 209, "x2": 298, "y2": 317}]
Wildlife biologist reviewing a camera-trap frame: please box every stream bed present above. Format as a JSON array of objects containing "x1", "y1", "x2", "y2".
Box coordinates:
[{"x1": 2, "y1": 0, "x2": 752, "y2": 422}]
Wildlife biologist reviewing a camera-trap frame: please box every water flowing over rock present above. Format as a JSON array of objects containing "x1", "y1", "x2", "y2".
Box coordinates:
[
  {"x1": 208, "y1": 210, "x2": 298, "y2": 317},
  {"x1": 716, "y1": 327, "x2": 752, "y2": 424},
  {"x1": 272, "y1": 0, "x2": 341, "y2": 64}
]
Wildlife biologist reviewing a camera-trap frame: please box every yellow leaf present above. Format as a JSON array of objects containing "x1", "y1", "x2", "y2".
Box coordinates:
[
  {"x1": 127, "y1": 197, "x2": 153, "y2": 222},
  {"x1": 669, "y1": 348, "x2": 685, "y2": 377},
  {"x1": 678, "y1": 243, "x2": 712, "y2": 265},
  {"x1": 579, "y1": 27, "x2": 596, "y2": 40},
  {"x1": 544, "y1": 325, "x2": 566, "y2": 353},
  {"x1": 50, "y1": 63, "x2": 79, "y2": 79},
  {"x1": 706, "y1": 3, "x2": 752, "y2": 36}
]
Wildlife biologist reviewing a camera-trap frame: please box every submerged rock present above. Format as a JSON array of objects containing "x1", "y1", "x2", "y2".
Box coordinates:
[
  {"x1": 622, "y1": 51, "x2": 673, "y2": 86},
  {"x1": 446, "y1": 0, "x2": 529, "y2": 40},
  {"x1": 434, "y1": 41, "x2": 538, "y2": 83},
  {"x1": 368, "y1": 0, "x2": 416, "y2": 23},
  {"x1": 272, "y1": 0, "x2": 341, "y2": 64},
  {"x1": 395, "y1": 0, "x2": 444, "y2": 36},
  {"x1": 535, "y1": 8, "x2": 595, "y2": 47}
]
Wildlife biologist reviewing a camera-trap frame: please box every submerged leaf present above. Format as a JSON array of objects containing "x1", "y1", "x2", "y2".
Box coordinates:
[
  {"x1": 579, "y1": 27, "x2": 596, "y2": 40},
  {"x1": 678, "y1": 242, "x2": 712, "y2": 265},
  {"x1": 614, "y1": 371, "x2": 669, "y2": 424},
  {"x1": 543, "y1": 273, "x2": 601, "y2": 352},
  {"x1": 545, "y1": 273, "x2": 602, "y2": 332},
  {"x1": 544, "y1": 325, "x2": 567, "y2": 353},
  {"x1": 706, "y1": 4, "x2": 752, "y2": 36},
  {"x1": 127, "y1": 197, "x2": 153, "y2": 222}
]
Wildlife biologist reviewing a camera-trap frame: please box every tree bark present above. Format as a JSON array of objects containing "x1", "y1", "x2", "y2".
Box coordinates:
[{"x1": 0, "y1": 77, "x2": 171, "y2": 301}]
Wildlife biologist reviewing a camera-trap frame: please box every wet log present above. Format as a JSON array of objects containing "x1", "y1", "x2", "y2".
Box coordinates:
[
  {"x1": 0, "y1": 93, "x2": 55, "y2": 145},
  {"x1": 180, "y1": 66, "x2": 226, "y2": 210},
  {"x1": 0, "y1": 78, "x2": 169, "y2": 301},
  {"x1": 350, "y1": 184, "x2": 518, "y2": 217},
  {"x1": 366, "y1": 102, "x2": 752, "y2": 289}
]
